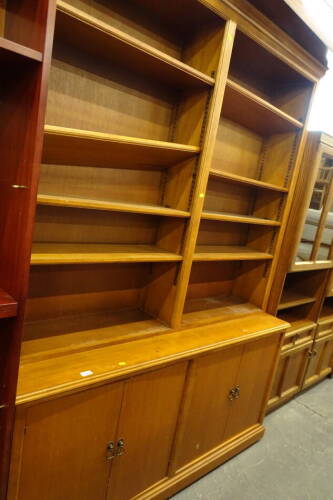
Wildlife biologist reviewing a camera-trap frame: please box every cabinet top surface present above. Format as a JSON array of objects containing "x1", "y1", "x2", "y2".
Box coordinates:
[{"x1": 17, "y1": 313, "x2": 287, "y2": 406}]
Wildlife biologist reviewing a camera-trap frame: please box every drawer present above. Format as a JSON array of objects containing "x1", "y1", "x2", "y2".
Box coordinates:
[
  {"x1": 282, "y1": 326, "x2": 316, "y2": 351},
  {"x1": 316, "y1": 320, "x2": 333, "y2": 339}
]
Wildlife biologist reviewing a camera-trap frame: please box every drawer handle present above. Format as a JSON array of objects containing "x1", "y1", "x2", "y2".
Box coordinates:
[{"x1": 228, "y1": 385, "x2": 241, "y2": 400}]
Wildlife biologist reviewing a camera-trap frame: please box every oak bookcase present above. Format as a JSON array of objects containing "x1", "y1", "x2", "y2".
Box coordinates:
[
  {"x1": 0, "y1": 0, "x2": 328, "y2": 498},
  {"x1": 268, "y1": 132, "x2": 333, "y2": 412}
]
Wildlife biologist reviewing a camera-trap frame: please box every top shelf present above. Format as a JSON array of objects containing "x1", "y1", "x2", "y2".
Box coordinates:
[
  {"x1": 0, "y1": 36, "x2": 43, "y2": 64},
  {"x1": 222, "y1": 79, "x2": 303, "y2": 136},
  {"x1": 55, "y1": 1, "x2": 215, "y2": 89}
]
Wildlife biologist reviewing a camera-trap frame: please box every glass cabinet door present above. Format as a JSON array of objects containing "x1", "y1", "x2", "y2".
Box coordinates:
[{"x1": 293, "y1": 148, "x2": 333, "y2": 269}]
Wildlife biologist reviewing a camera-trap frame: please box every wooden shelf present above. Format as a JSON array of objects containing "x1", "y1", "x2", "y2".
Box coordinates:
[
  {"x1": 202, "y1": 210, "x2": 280, "y2": 227},
  {"x1": 222, "y1": 79, "x2": 303, "y2": 135},
  {"x1": 210, "y1": 169, "x2": 288, "y2": 193},
  {"x1": 182, "y1": 295, "x2": 261, "y2": 327},
  {"x1": 193, "y1": 245, "x2": 273, "y2": 261},
  {"x1": 30, "y1": 243, "x2": 182, "y2": 265},
  {"x1": 22, "y1": 308, "x2": 169, "y2": 363},
  {"x1": 37, "y1": 194, "x2": 190, "y2": 218},
  {"x1": 0, "y1": 289, "x2": 18, "y2": 319},
  {"x1": 56, "y1": 1, "x2": 214, "y2": 89},
  {"x1": 278, "y1": 290, "x2": 316, "y2": 311},
  {"x1": 0, "y1": 36, "x2": 43, "y2": 64},
  {"x1": 43, "y1": 125, "x2": 200, "y2": 169}
]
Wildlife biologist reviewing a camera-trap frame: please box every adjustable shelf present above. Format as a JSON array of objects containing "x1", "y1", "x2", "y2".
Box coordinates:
[
  {"x1": 278, "y1": 290, "x2": 316, "y2": 311},
  {"x1": 223, "y1": 79, "x2": 303, "y2": 136},
  {"x1": 43, "y1": 125, "x2": 200, "y2": 169},
  {"x1": 209, "y1": 169, "x2": 289, "y2": 193},
  {"x1": 0, "y1": 289, "x2": 18, "y2": 320},
  {"x1": 56, "y1": 1, "x2": 215, "y2": 89},
  {"x1": 37, "y1": 194, "x2": 190, "y2": 218},
  {"x1": 22, "y1": 308, "x2": 169, "y2": 363},
  {"x1": 201, "y1": 210, "x2": 280, "y2": 227},
  {"x1": 193, "y1": 245, "x2": 273, "y2": 261},
  {"x1": 182, "y1": 295, "x2": 261, "y2": 327},
  {"x1": 31, "y1": 243, "x2": 182, "y2": 265},
  {"x1": 0, "y1": 37, "x2": 43, "y2": 63}
]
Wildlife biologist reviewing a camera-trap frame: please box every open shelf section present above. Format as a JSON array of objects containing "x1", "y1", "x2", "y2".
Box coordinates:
[
  {"x1": 193, "y1": 245, "x2": 273, "y2": 261},
  {"x1": 30, "y1": 243, "x2": 182, "y2": 265},
  {"x1": 43, "y1": 125, "x2": 200, "y2": 169},
  {"x1": 319, "y1": 297, "x2": 333, "y2": 322},
  {"x1": 37, "y1": 194, "x2": 190, "y2": 218},
  {"x1": 0, "y1": 36, "x2": 43, "y2": 63},
  {"x1": 222, "y1": 79, "x2": 303, "y2": 135},
  {"x1": 182, "y1": 295, "x2": 261, "y2": 327},
  {"x1": 201, "y1": 210, "x2": 280, "y2": 227},
  {"x1": 22, "y1": 308, "x2": 169, "y2": 363},
  {"x1": 278, "y1": 290, "x2": 316, "y2": 311},
  {"x1": 210, "y1": 169, "x2": 288, "y2": 193},
  {"x1": 277, "y1": 308, "x2": 316, "y2": 333},
  {"x1": 0, "y1": 289, "x2": 18, "y2": 319},
  {"x1": 56, "y1": 1, "x2": 214, "y2": 89}
]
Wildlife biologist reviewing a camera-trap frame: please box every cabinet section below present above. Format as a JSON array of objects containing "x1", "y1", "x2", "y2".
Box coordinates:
[{"x1": 9, "y1": 313, "x2": 286, "y2": 500}]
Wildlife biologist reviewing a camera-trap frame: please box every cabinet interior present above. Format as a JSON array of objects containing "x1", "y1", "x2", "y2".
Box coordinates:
[
  {"x1": 22, "y1": 262, "x2": 175, "y2": 362},
  {"x1": 182, "y1": 260, "x2": 265, "y2": 326}
]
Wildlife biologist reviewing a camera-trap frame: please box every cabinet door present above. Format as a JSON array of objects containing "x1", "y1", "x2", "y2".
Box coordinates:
[
  {"x1": 170, "y1": 345, "x2": 243, "y2": 472},
  {"x1": 303, "y1": 334, "x2": 333, "y2": 389},
  {"x1": 223, "y1": 335, "x2": 277, "y2": 441},
  {"x1": 107, "y1": 363, "x2": 186, "y2": 500},
  {"x1": 15, "y1": 383, "x2": 124, "y2": 500},
  {"x1": 267, "y1": 342, "x2": 311, "y2": 410}
]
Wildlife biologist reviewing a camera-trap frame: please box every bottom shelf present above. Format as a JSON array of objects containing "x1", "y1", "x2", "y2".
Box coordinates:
[
  {"x1": 182, "y1": 295, "x2": 260, "y2": 327},
  {"x1": 277, "y1": 310, "x2": 315, "y2": 334},
  {"x1": 22, "y1": 308, "x2": 169, "y2": 362}
]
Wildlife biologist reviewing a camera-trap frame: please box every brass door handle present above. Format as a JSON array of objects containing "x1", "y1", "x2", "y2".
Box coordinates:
[
  {"x1": 106, "y1": 441, "x2": 115, "y2": 461},
  {"x1": 115, "y1": 438, "x2": 125, "y2": 457},
  {"x1": 228, "y1": 385, "x2": 241, "y2": 400}
]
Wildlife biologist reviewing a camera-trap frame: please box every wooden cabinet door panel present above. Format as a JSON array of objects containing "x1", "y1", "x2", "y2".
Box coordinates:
[
  {"x1": 170, "y1": 345, "x2": 243, "y2": 472},
  {"x1": 280, "y1": 345, "x2": 311, "y2": 397},
  {"x1": 319, "y1": 337, "x2": 333, "y2": 374},
  {"x1": 224, "y1": 335, "x2": 277, "y2": 441},
  {"x1": 17, "y1": 383, "x2": 124, "y2": 500},
  {"x1": 107, "y1": 363, "x2": 186, "y2": 500},
  {"x1": 303, "y1": 334, "x2": 333, "y2": 388}
]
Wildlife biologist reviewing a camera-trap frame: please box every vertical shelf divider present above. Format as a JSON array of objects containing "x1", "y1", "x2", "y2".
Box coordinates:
[{"x1": 170, "y1": 20, "x2": 237, "y2": 328}]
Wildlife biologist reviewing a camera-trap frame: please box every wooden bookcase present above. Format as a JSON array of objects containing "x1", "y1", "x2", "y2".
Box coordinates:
[
  {"x1": 267, "y1": 132, "x2": 333, "y2": 412},
  {"x1": 0, "y1": 0, "x2": 328, "y2": 498}
]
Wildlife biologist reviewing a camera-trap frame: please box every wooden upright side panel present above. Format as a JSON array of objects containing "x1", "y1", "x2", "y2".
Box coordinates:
[
  {"x1": 107, "y1": 363, "x2": 187, "y2": 500},
  {"x1": 12, "y1": 383, "x2": 124, "y2": 500}
]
